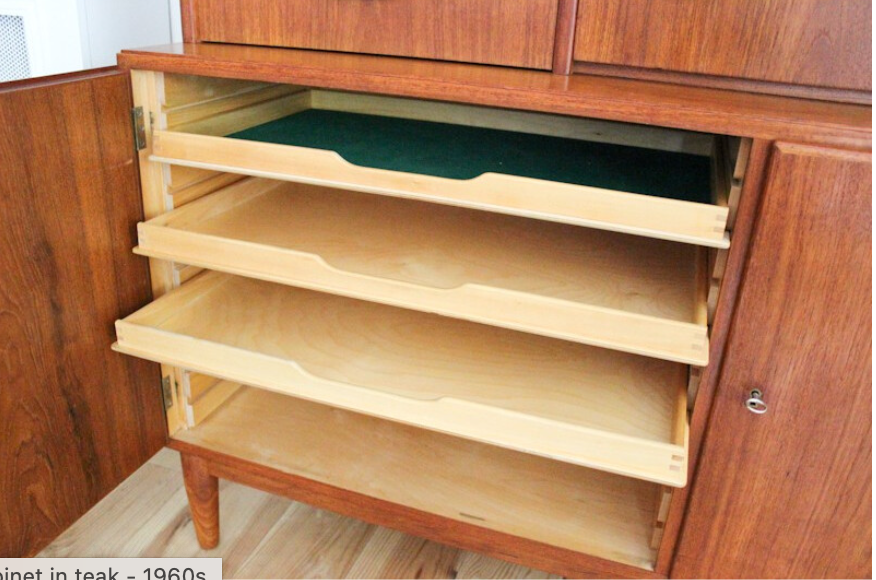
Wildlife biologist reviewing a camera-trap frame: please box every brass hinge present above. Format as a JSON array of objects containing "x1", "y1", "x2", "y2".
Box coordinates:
[
  {"x1": 161, "y1": 375, "x2": 174, "y2": 409},
  {"x1": 131, "y1": 106, "x2": 147, "y2": 151}
]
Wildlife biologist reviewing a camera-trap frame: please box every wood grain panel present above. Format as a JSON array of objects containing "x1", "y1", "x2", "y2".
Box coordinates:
[
  {"x1": 0, "y1": 69, "x2": 165, "y2": 557},
  {"x1": 117, "y1": 44, "x2": 871, "y2": 149},
  {"x1": 672, "y1": 143, "x2": 872, "y2": 578},
  {"x1": 574, "y1": 0, "x2": 872, "y2": 91},
  {"x1": 192, "y1": 0, "x2": 559, "y2": 69}
]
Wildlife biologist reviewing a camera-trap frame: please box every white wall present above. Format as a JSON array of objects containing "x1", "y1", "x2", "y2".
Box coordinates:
[
  {"x1": 0, "y1": 0, "x2": 181, "y2": 78},
  {"x1": 78, "y1": 0, "x2": 182, "y2": 69},
  {"x1": 169, "y1": 0, "x2": 183, "y2": 43},
  {"x1": 1, "y1": 0, "x2": 85, "y2": 77}
]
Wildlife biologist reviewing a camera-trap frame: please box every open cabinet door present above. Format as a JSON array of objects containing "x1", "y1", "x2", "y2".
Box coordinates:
[{"x1": 0, "y1": 68, "x2": 166, "y2": 557}]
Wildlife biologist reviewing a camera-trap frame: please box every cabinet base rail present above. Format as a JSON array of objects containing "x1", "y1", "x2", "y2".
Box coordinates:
[{"x1": 172, "y1": 441, "x2": 664, "y2": 580}]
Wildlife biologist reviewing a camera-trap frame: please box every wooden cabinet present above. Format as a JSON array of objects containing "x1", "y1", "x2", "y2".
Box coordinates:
[
  {"x1": 673, "y1": 143, "x2": 872, "y2": 578},
  {"x1": 0, "y1": 34, "x2": 870, "y2": 580},
  {"x1": 182, "y1": 0, "x2": 562, "y2": 69},
  {"x1": 111, "y1": 70, "x2": 728, "y2": 575},
  {"x1": 573, "y1": 0, "x2": 872, "y2": 97}
]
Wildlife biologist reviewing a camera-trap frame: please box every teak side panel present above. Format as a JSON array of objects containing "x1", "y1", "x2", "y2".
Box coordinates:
[
  {"x1": 573, "y1": 0, "x2": 872, "y2": 92},
  {"x1": 190, "y1": 0, "x2": 559, "y2": 70},
  {"x1": 672, "y1": 144, "x2": 872, "y2": 578},
  {"x1": 0, "y1": 69, "x2": 166, "y2": 557}
]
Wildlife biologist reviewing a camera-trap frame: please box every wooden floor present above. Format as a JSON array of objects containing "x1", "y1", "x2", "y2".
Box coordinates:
[{"x1": 38, "y1": 448, "x2": 559, "y2": 579}]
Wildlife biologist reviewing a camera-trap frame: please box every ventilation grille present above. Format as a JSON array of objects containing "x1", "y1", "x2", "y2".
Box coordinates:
[{"x1": 0, "y1": 14, "x2": 30, "y2": 82}]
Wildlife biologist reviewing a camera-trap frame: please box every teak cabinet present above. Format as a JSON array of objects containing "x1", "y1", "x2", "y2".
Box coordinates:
[{"x1": 0, "y1": 3, "x2": 870, "y2": 578}]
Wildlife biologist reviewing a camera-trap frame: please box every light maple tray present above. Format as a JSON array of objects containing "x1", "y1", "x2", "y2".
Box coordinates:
[
  {"x1": 174, "y1": 386, "x2": 662, "y2": 570},
  {"x1": 115, "y1": 272, "x2": 690, "y2": 486},
  {"x1": 150, "y1": 88, "x2": 730, "y2": 248},
  {"x1": 136, "y1": 178, "x2": 710, "y2": 365}
]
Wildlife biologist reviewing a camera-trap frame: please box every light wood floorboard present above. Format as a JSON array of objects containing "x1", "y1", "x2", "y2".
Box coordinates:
[{"x1": 38, "y1": 448, "x2": 560, "y2": 579}]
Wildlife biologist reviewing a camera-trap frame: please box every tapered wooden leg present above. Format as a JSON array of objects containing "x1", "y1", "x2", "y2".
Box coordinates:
[{"x1": 181, "y1": 453, "x2": 220, "y2": 549}]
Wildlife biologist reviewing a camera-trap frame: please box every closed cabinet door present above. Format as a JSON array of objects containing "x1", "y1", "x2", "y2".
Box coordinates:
[
  {"x1": 673, "y1": 143, "x2": 871, "y2": 578},
  {"x1": 574, "y1": 0, "x2": 872, "y2": 91}
]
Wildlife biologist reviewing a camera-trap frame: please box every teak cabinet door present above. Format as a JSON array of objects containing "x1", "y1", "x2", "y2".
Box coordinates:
[
  {"x1": 574, "y1": 0, "x2": 872, "y2": 92},
  {"x1": 673, "y1": 143, "x2": 871, "y2": 578},
  {"x1": 0, "y1": 68, "x2": 165, "y2": 557},
  {"x1": 185, "y1": 0, "x2": 560, "y2": 69}
]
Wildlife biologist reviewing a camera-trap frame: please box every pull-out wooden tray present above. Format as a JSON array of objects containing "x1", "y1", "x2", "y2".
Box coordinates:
[
  {"x1": 173, "y1": 386, "x2": 662, "y2": 571},
  {"x1": 136, "y1": 178, "x2": 710, "y2": 365},
  {"x1": 150, "y1": 89, "x2": 730, "y2": 248},
  {"x1": 114, "y1": 272, "x2": 689, "y2": 486}
]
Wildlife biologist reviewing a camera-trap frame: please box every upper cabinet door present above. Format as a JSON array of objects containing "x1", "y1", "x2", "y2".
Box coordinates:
[
  {"x1": 574, "y1": 0, "x2": 872, "y2": 92},
  {"x1": 184, "y1": 0, "x2": 560, "y2": 69},
  {"x1": 672, "y1": 143, "x2": 871, "y2": 578},
  {"x1": 0, "y1": 69, "x2": 165, "y2": 557}
]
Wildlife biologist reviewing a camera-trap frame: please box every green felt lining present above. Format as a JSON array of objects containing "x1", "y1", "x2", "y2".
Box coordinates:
[{"x1": 228, "y1": 109, "x2": 713, "y2": 204}]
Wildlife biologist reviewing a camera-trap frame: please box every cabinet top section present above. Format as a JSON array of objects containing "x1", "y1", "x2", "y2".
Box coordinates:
[
  {"x1": 178, "y1": 0, "x2": 561, "y2": 70},
  {"x1": 119, "y1": 43, "x2": 871, "y2": 148}
]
